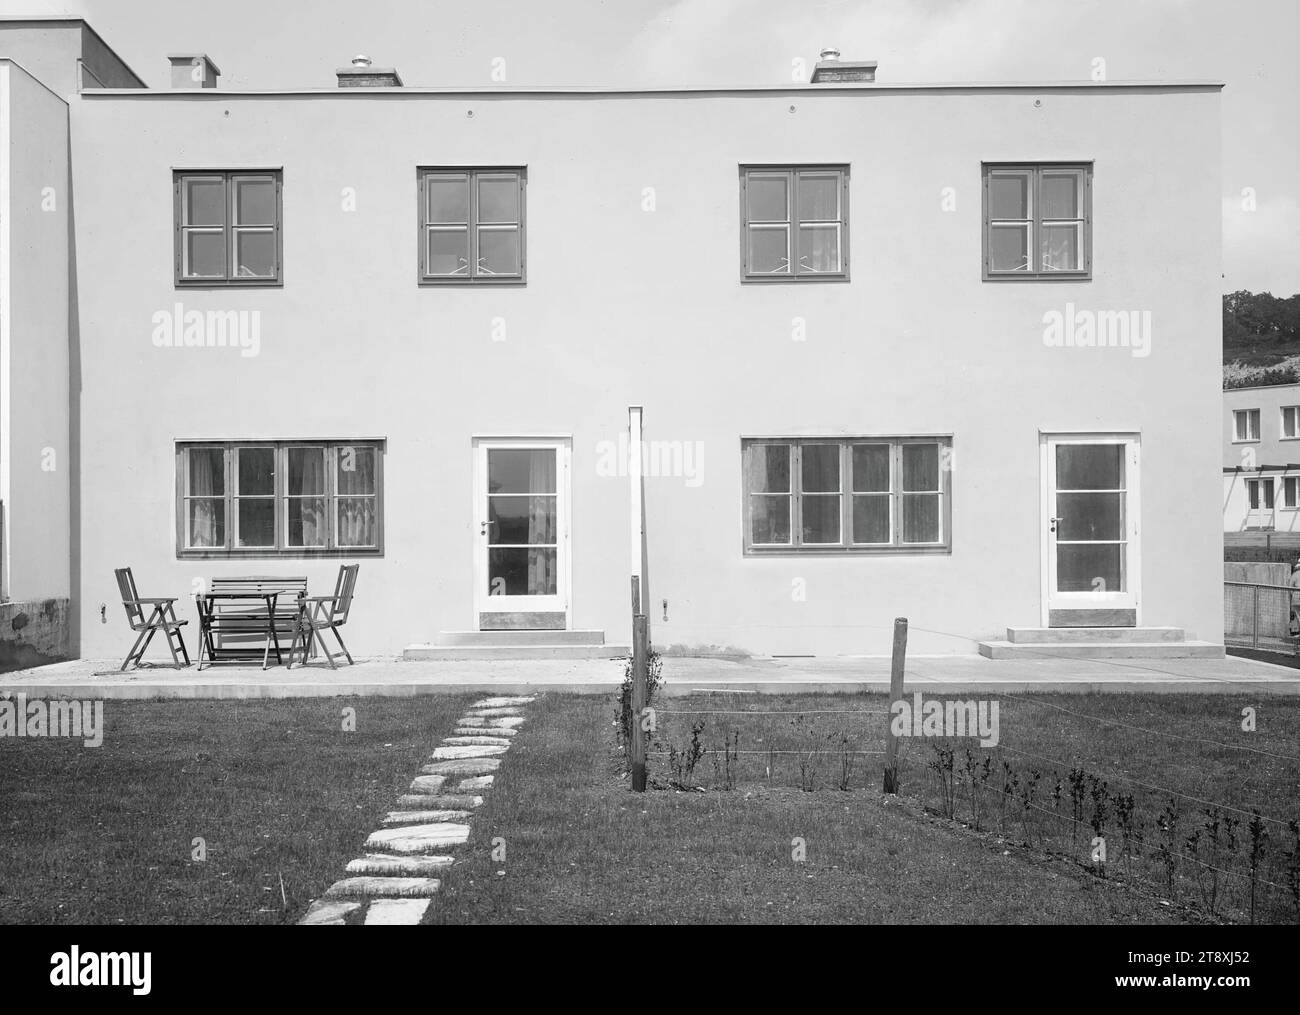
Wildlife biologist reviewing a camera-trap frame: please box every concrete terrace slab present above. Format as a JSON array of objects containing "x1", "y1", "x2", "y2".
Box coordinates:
[{"x1": 2, "y1": 652, "x2": 1298, "y2": 697}]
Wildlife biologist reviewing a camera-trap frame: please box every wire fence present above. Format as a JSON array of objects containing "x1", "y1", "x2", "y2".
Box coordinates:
[
  {"x1": 618, "y1": 617, "x2": 1300, "y2": 923},
  {"x1": 1224, "y1": 580, "x2": 1296, "y2": 652}
]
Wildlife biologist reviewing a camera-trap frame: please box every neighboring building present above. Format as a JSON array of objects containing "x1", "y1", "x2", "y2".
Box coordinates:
[
  {"x1": 1223, "y1": 382, "x2": 1300, "y2": 533},
  {"x1": 1, "y1": 19, "x2": 1226, "y2": 663}
]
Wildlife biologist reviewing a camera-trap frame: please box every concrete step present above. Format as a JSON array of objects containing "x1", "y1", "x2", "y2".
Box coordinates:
[
  {"x1": 434, "y1": 630, "x2": 607, "y2": 647},
  {"x1": 978, "y1": 640, "x2": 1223, "y2": 660},
  {"x1": 1006, "y1": 626, "x2": 1186, "y2": 644},
  {"x1": 403, "y1": 643, "x2": 629, "y2": 661}
]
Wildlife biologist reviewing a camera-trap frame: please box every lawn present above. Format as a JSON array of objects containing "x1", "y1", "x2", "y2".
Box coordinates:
[
  {"x1": 426, "y1": 691, "x2": 1300, "y2": 924},
  {"x1": 0, "y1": 695, "x2": 471, "y2": 924}
]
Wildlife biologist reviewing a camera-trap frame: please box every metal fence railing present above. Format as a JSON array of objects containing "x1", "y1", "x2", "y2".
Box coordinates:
[{"x1": 1224, "y1": 580, "x2": 1296, "y2": 651}]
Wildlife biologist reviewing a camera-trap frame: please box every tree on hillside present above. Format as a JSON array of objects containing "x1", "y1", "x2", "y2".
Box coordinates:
[{"x1": 1224, "y1": 290, "x2": 1300, "y2": 344}]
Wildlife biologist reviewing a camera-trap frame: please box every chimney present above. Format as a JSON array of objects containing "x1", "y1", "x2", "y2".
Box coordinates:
[
  {"x1": 810, "y1": 47, "x2": 877, "y2": 83},
  {"x1": 168, "y1": 54, "x2": 221, "y2": 88},
  {"x1": 336, "y1": 54, "x2": 403, "y2": 88}
]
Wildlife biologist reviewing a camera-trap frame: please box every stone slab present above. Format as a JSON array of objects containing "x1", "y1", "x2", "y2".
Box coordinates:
[
  {"x1": 442, "y1": 735, "x2": 513, "y2": 747},
  {"x1": 381, "y1": 809, "x2": 472, "y2": 826},
  {"x1": 364, "y1": 898, "x2": 432, "y2": 925},
  {"x1": 324, "y1": 876, "x2": 442, "y2": 899},
  {"x1": 421, "y1": 758, "x2": 501, "y2": 776},
  {"x1": 407, "y1": 775, "x2": 447, "y2": 794},
  {"x1": 463, "y1": 707, "x2": 526, "y2": 718},
  {"x1": 471, "y1": 696, "x2": 537, "y2": 708},
  {"x1": 365, "y1": 823, "x2": 470, "y2": 853},
  {"x1": 453, "y1": 726, "x2": 516, "y2": 737},
  {"x1": 395, "y1": 794, "x2": 484, "y2": 809},
  {"x1": 345, "y1": 853, "x2": 455, "y2": 876},
  {"x1": 298, "y1": 899, "x2": 360, "y2": 925},
  {"x1": 431, "y1": 745, "x2": 508, "y2": 759},
  {"x1": 456, "y1": 775, "x2": 495, "y2": 791}
]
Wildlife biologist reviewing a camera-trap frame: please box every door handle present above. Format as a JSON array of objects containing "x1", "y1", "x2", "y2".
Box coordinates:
[
  {"x1": 480, "y1": 519, "x2": 496, "y2": 536},
  {"x1": 1050, "y1": 516, "x2": 1064, "y2": 534}
]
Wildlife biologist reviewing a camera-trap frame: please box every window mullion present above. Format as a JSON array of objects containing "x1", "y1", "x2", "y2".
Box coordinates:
[
  {"x1": 1031, "y1": 168, "x2": 1042, "y2": 274},
  {"x1": 892, "y1": 442, "x2": 902, "y2": 547},
  {"x1": 787, "y1": 170, "x2": 797, "y2": 275},
  {"x1": 327, "y1": 445, "x2": 337, "y2": 551},
  {"x1": 840, "y1": 441, "x2": 851, "y2": 547},
  {"x1": 468, "y1": 172, "x2": 478, "y2": 278},
  {"x1": 791, "y1": 443, "x2": 803, "y2": 547}
]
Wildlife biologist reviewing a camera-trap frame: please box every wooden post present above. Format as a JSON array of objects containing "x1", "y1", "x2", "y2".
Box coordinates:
[
  {"x1": 631, "y1": 614, "x2": 648, "y2": 791},
  {"x1": 883, "y1": 616, "x2": 908, "y2": 794},
  {"x1": 630, "y1": 575, "x2": 640, "y2": 617}
]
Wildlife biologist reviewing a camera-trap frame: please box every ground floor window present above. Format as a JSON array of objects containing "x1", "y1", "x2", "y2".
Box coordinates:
[
  {"x1": 176, "y1": 440, "x2": 383, "y2": 556},
  {"x1": 742, "y1": 436, "x2": 952, "y2": 553},
  {"x1": 1246, "y1": 477, "x2": 1275, "y2": 511}
]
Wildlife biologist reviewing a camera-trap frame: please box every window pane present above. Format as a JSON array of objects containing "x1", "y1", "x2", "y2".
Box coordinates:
[
  {"x1": 187, "y1": 499, "x2": 225, "y2": 547},
  {"x1": 797, "y1": 224, "x2": 840, "y2": 273},
  {"x1": 488, "y1": 449, "x2": 556, "y2": 494},
  {"x1": 1287, "y1": 478, "x2": 1297, "y2": 508},
  {"x1": 902, "y1": 494, "x2": 940, "y2": 543},
  {"x1": 338, "y1": 497, "x2": 377, "y2": 546},
  {"x1": 1056, "y1": 444, "x2": 1122, "y2": 490},
  {"x1": 852, "y1": 495, "x2": 890, "y2": 543},
  {"x1": 1235, "y1": 413, "x2": 1247, "y2": 441},
  {"x1": 1248, "y1": 482, "x2": 1259, "y2": 509},
  {"x1": 287, "y1": 447, "x2": 326, "y2": 495},
  {"x1": 237, "y1": 447, "x2": 274, "y2": 495},
  {"x1": 234, "y1": 179, "x2": 276, "y2": 225},
  {"x1": 748, "y1": 226, "x2": 789, "y2": 273},
  {"x1": 237, "y1": 498, "x2": 274, "y2": 547},
  {"x1": 1041, "y1": 223, "x2": 1079, "y2": 271},
  {"x1": 188, "y1": 448, "x2": 225, "y2": 496},
  {"x1": 801, "y1": 444, "x2": 840, "y2": 492},
  {"x1": 1056, "y1": 492, "x2": 1123, "y2": 540},
  {"x1": 488, "y1": 548, "x2": 557, "y2": 596},
  {"x1": 337, "y1": 446, "x2": 376, "y2": 494},
  {"x1": 751, "y1": 495, "x2": 791, "y2": 544},
  {"x1": 489, "y1": 495, "x2": 557, "y2": 545},
  {"x1": 427, "y1": 228, "x2": 470, "y2": 275},
  {"x1": 478, "y1": 176, "x2": 519, "y2": 224},
  {"x1": 802, "y1": 494, "x2": 841, "y2": 543},
  {"x1": 234, "y1": 231, "x2": 276, "y2": 277},
  {"x1": 1057, "y1": 544, "x2": 1122, "y2": 592},
  {"x1": 1041, "y1": 173, "x2": 1079, "y2": 219},
  {"x1": 747, "y1": 444, "x2": 790, "y2": 493},
  {"x1": 797, "y1": 174, "x2": 839, "y2": 221},
  {"x1": 426, "y1": 175, "x2": 469, "y2": 223},
  {"x1": 902, "y1": 444, "x2": 940, "y2": 492},
  {"x1": 990, "y1": 224, "x2": 1029, "y2": 271},
  {"x1": 851, "y1": 444, "x2": 890, "y2": 492},
  {"x1": 989, "y1": 174, "x2": 1029, "y2": 219},
  {"x1": 1250, "y1": 410, "x2": 1260, "y2": 437},
  {"x1": 287, "y1": 498, "x2": 327, "y2": 547},
  {"x1": 1285, "y1": 408, "x2": 1297, "y2": 438},
  {"x1": 185, "y1": 231, "x2": 226, "y2": 277},
  {"x1": 1264, "y1": 481, "x2": 1275, "y2": 509},
  {"x1": 185, "y1": 178, "x2": 225, "y2": 226},
  {"x1": 747, "y1": 175, "x2": 788, "y2": 222},
  {"x1": 478, "y1": 227, "x2": 520, "y2": 275}
]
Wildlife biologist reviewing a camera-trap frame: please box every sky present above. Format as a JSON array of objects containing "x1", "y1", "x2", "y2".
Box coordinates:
[{"x1": 4, "y1": 0, "x2": 1296, "y2": 294}]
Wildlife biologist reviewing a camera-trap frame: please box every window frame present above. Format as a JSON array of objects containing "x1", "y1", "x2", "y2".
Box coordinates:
[
  {"x1": 173, "y1": 170, "x2": 283, "y2": 287},
  {"x1": 417, "y1": 166, "x2": 527, "y2": 285},
  {"x1": 739, "y1": 164, "x2": 850, "y2": 283},
  {"x1": 982, "y1": 162, "x2": 1092, "y2": 281},
  {"x1": 176, "y1": 440, "x2": 384, "y2": 558},
  {"x1": 1281, "y1": 406, "x2": 1300, "y2": 440},
  {"x1": 1233, "y1": 409, "x2": 1261, "y2": 443},
  {"x1": 1285, "y1": 476, "x2": 1298, "y2": 510},
  {"x1": 741, "y1": 436, "x2": 952, "y2": 555}
]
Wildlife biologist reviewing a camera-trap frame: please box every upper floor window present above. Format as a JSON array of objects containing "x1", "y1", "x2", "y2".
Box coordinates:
[
  {"x1": 740, "y1": 165, "x2": 849, "y2": 281},
  {"x1": 174, "y1": 171, "x2": 282, "y2": 286},
  {"x1": 983, "y1": 163, "x2": 1091, "y2": 279},
  {"x1": 1282, "y1": 406, "x2": 1300, "y2": 439},
  {"x1": 1234, "y1": 409, "x2": 1261, "y2": 442},
  {"x1": 176, "y1": 440, "x2": 383, "y2": 557},
  {"x1": 742, "y1": 437, "x2": 951, "y2": 553},
  {"x1": 419, "y1": 168, "x2": 525, "y2": 284}
]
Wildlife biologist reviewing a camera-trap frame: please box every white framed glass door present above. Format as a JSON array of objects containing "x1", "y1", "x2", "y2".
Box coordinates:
[
  {"x1": 1041, "y1": 434, "x2": 1140, "y2": 624},
  {"x1": 473, "y1": 438, "x2": 570, "y2": 624},
  {"x1": 1245, "y1": 477, "x2": 1276, "y2": 529}
]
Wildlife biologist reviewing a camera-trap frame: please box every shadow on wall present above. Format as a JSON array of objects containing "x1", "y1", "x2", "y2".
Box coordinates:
[{"x1": 0, "y1": 599, "x2": 72, "y2": 673}]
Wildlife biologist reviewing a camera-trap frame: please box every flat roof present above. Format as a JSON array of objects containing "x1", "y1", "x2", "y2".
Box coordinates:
[
  {"x1": 78, "y1": 80, "x2": 1225, "y2": 99},
  {"x1": 0, "y1": 15, "x2": 146, "y2": 88}
]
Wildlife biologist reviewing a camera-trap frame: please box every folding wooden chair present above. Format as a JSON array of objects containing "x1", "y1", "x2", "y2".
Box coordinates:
[
  {"x1": 114, "y1": 567, "x2": 190, "y2": 670},
  {"x1": 288, "y1": 564, "x2": 359, "y2": 669}
]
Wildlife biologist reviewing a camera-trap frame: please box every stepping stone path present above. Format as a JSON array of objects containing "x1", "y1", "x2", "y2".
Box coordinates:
[{"x1": 297, "y1": 694, "x2": 537, "y2": 926}]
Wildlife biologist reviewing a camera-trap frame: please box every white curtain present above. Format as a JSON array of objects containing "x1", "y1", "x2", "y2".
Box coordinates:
[{"x1": 526, "y1": 451, "x2": 557, "y2": 595}]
